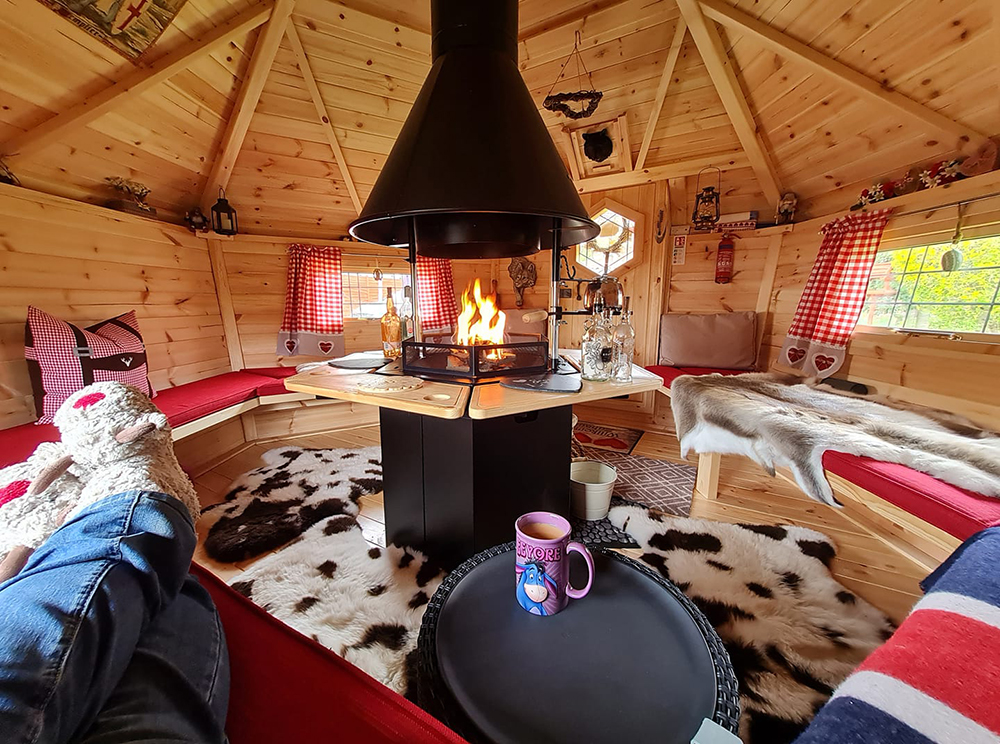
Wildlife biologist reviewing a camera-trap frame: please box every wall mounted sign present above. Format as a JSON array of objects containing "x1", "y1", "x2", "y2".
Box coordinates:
[
  {"x1": 38, "y1": 0, "x2": 189, "y2": 60},
  {"x1": 671, "y1": 235, "x2": 687, "y2": 266}
]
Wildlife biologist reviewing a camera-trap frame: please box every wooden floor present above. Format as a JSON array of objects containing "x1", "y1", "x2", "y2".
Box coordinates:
[{"x1": 192, "y1": 423, "x2": 927, "y2": 622}]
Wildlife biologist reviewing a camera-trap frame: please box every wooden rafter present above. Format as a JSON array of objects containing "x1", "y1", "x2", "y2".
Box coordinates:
[
  {"x1": 575, "y1": 150, "x2": 748, "y2": 194},
  {"x1": 285, "y1": 22, "x2": 363, "y2": 215},
  {"x1": 0, "y1": 3, "x2": 274, "y2": 160},
  {"x1": 675, "y1": 0, "x2": 783, "y2": 205},
  {"x1": 698, "y1": 0, "x2": 989, "y2": 152},
  {"x1": 202, "y1": 0, "x2": 296, "y2": 210},
  {"x1": 635, "y1": 20, "x2": 688, "y2": 171}
]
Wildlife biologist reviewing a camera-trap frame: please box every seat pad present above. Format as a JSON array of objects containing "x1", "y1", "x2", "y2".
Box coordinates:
[
  {"x1": 823, "y1": 451, "x2": 1000, "y2": 540},
  {"x1": 153, "y1": 371, "x2": 275, "y2": 428},
  {"x1": 645, "y1": 365, "x2": 747, "y2": 389}
]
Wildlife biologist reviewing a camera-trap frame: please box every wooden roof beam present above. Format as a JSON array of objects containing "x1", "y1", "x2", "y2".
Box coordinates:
[
  {"x1": 698, "y1": 0, "x2": 989, "y2": 152},
  {"x1": 202, "y1": 0, "x2": 296, "y2": 211},
  {"x1": 575, "y1": 150, "x2": 748, "y2": 194},
  {"x1": 675, "y1": 0, "x2": 783, "y2": 206},
  {"x1": 635, "y1": 20, "x2": 687, "y2": 171},
  {"x1": 0, "y1": 2, "x2": 274, "y2": 160},
  {"x1": 285, "y1": 23, "x2": 363, "y2": 215}
]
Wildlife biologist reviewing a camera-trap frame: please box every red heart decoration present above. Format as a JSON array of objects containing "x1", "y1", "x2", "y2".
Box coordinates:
[
  {"x1": 73, "y1": 392, "x2": 107, "y2": 410},
  {"x1": 574, "y1": 432, "x2": 593, "y2": 444},
  {"x1": 318, "y1": 342, "x2": 333, "y2": 355},
  {"x1": 284, "y1": 339, "x2": 297, "y2": 354},
  {"x1": 786, "y1": 347, "x2": 806, "y2": 364},
  {"x1": 814, "y1": 354, "x2": 836, "y2": 371},
  {"x1": 0, "y1": 480, "x2": 30, "y2": 507},
  {"x1": 594, "y1": 437, "x2": 627, "y2": 450}
]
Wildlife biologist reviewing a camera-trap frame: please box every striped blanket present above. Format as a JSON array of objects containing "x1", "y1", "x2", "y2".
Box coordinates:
[{"x1": 795, "y1": 526, "x2": 1000, "y2": 743}]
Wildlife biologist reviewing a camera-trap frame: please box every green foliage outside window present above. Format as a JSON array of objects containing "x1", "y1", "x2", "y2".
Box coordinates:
[{"x1": 860, "y1": 236, "x2": 1000, "y2": 334}]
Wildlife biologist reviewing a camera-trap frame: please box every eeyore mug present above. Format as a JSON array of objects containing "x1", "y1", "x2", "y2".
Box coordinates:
[{"x1": 515, "y1": 511, "x2": 594, "y2": 616}]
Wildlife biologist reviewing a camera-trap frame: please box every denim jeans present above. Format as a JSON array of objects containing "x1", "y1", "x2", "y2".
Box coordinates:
[{"x1": 0, "y1": 490, "x2": 229, "y2": 744}]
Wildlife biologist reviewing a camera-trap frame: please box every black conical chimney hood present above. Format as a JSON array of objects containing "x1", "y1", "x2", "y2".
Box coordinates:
[{"x1": 347, "y1": 0, "x2": 599, "y2": 259}]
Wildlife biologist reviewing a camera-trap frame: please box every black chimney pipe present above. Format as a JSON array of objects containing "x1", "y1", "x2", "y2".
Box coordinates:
[{"x1": 348, "y1": 0, "x2": 600, "y2": 259}]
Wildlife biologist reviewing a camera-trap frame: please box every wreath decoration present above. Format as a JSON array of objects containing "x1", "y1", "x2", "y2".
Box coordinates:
[
  {"x1": 543, "y1": 90, "x2": 603, "y2": 120},
  {"x1": 583, "y1": 223, "x2": 631, "y2": 255}
]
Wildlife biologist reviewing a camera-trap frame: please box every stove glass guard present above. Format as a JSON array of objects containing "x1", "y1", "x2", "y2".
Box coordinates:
[{"x1": 402, "y1": 340, "x2": 548, "y2": 383}]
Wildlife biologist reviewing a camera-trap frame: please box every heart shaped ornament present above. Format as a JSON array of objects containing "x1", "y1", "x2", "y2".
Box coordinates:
[
  {"x1": 813, "y1": 354, "x2": 836, "y2": 371},
  {"x1": 786, "y1": 347, "x2": 806, "y2": 364},
  {"x1": 284, "y1": 339, "x2": 298, "y2": 354},
  {"x1": 318, "y1": 341, "x2": 333, "y2": 355}
]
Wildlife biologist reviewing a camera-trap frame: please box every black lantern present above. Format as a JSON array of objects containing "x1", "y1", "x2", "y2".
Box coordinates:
[
  {"x1": 692, "y1": 167, "x2": 722, "y2": 230},
  {"x1": 211, "y1": 188, "x2": 238, "y2": 236},
  {"x1": 184, "y1": 206, "x2": 210, "y2": 233}
]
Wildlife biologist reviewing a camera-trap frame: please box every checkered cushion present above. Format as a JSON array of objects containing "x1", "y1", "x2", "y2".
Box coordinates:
[{"x1": 24, "y1": 306, "x2": 153, "y2": 424}]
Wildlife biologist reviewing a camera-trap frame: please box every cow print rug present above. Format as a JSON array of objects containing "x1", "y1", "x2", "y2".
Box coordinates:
[
  {"x1": 200, "y1": 446, "x2": 383, "y2": 563},
  {"x1": 608, "y1": 503, "x2": 894, "y2": 744},
  {"x1": 228, "y1": 512, "x2": 444, "y2": 698}
]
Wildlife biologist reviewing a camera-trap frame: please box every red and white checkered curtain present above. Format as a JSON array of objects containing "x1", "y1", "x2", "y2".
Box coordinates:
[
  {"x1": 415, "y1": 256, "x2": 458, "y2": 333},
  {"x1": 780, "y1": 208, "x2": 892, "y2": 378},
  {"x1": 277, "y1": 245, "x2": 345, "y2": 358}
]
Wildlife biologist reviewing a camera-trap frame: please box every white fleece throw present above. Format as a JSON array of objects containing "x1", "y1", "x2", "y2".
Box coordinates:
[
  {"x1": 670, "y1": 373, "x2": 1000, "y2": 506},
  {"x1": 609, "y1": 503, "x2": 893, "y2": 744},
  {"x1": 227, "y1": 515, "x2": 445, "y2": 697}
]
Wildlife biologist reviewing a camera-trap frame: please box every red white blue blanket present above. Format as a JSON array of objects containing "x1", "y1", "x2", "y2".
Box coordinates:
[{"x1": 794, "y1": 526, "x2": 1000, "y2": 743}]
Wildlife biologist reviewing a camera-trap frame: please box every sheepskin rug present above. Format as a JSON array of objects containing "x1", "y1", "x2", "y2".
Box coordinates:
[
  {"x1": 228, "y1": 513, "x2": 444, "y2": 698},
  {"x1": 200, "y1": 446, "x2": 383, "y2": 562},
  {"x1": 608, "y1": 503, "x2": 894, "y2": 744}
]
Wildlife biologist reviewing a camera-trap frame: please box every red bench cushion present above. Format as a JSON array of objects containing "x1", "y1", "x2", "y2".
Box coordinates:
[
  {"x1": 823, "y1": 451, "x2": 1000, "y2": 540},
  {"x1": 191, "y1": 563, "x2": 468, "y2": 744},
  {"x1": 645, "y1": 365, "x2": 746, "y2": 389},
  {"x1": 154, "y1": 372, "x2": 275, "y2": 428},
  {"x1": 243, "y1": 367, "x2": 297, "y2": 397},
  {"x1": 0, "y1": 422, "x2": 60, "y2": 468}
]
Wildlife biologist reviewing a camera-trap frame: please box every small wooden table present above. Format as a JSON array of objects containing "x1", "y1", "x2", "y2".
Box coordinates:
[{"x1": 284, "y1": 356, "x2": 662, "y2": 564}]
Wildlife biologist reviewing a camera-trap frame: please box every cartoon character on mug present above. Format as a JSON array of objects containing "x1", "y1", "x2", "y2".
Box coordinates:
[{"x1": 515, "y1": 560, "x2": 558, "y2": 616}]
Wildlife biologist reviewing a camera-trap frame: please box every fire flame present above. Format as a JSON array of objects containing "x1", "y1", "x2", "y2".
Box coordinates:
[{"x1": 456, "y1": 279, "x2": 506, "y2": 347}]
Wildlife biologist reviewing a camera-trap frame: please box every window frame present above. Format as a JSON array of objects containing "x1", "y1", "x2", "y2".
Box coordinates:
[
  {"x1": 573, "y1": 197, "x2": 645, "y2": 277},
  {"x1": 855, "y1": 235, "x2": 1000, "y2": 340}
]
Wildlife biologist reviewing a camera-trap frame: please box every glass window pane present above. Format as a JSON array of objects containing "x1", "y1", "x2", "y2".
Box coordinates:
[
  {"x1": 896, "y1": 274, "x2": 918, "y2": 303},
  {"x1": 906, "y1": 304, "x2": 989, "y2": 333},
  {"x1": 905, "y1": 247, "x2": 927, "y2": 272}
]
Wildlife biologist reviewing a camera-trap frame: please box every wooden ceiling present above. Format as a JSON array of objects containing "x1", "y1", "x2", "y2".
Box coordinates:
[{"x1": 0, "y1": 0, "x2": 996, "y2": 238}]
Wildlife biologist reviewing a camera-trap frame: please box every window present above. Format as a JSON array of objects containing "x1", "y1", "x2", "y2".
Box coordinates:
[
  {"x1": 342, "y1": 271, "x2": 411, "y2": 319},
  {"x1": 859, "y1": 236, "x2": 1000, "y2": 334},
  {"x1": 576, "y1": 206, "x2": 636, "y2": 275}
]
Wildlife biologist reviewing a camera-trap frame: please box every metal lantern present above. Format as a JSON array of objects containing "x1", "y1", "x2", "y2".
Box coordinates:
[
  {"x1": 211, "y1": 188, "x2": 238, "y2": 236},
  {"x1": 692, "y1": 167, "x2": 722, "y2": 230}
]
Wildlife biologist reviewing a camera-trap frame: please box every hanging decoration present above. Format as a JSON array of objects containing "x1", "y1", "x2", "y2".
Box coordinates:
[
  {"x1": 691, "y1": 167, "x2": 722, "y2": 230},
  {"x1": 714, "y1": 234, "x2": 737, "y2": 284},
  {"x1": 0, "y1": 158, "x2": 20, "y2": 187},
  {"x1": 211, "y1": 188, "x2": 239, "y2": 236},
  {"x1": 583, "y1": 220, "x2": 631, "y2": 256},
  {"x1": 941, "y1": 202, "x2": 966, "y2": 272},
  {"x1": 184, "y1": 207, "x2": 210, "y2": 233},
  {"x1": 104, "y1": 176, "x2": 155, "y2": 216},
  {"x1": 507, "y1": 256, "x2": 537, "y2": 308},
  {"x1": 543, "y1": 32, "x2": 603, "y2": 120}
]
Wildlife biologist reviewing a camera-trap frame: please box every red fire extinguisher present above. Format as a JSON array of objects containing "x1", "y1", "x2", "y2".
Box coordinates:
[{"x1": 715, "y1": 233, "x2": 737, "y2": 284}]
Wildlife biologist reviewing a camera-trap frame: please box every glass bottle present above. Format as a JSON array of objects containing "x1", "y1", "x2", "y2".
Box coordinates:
[
  {"x1": 380, "y1": 295, "x2": 402, "y2": 358},
  {"x1": 612, "y1": 296, "x2": 635, "y2": 385},
  {"x1": 399, "y1": 285, "x2": 414, "y2": 339},
  {"x1": 581, "y1": 301, "x2": 613, "y2": 382}
]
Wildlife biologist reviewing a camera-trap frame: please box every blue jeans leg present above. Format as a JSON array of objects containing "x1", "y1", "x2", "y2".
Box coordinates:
[
  {"x1": 0, "y1": 490, "x2": 200, "y2": 744},
  {"x1": 75, "y1": 574, "x2": 230, "y2": 744}
]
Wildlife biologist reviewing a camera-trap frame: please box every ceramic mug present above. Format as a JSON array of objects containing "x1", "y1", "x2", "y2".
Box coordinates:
[{"x1": 514, "y1": 511, "x2": 594, "y2": 616}]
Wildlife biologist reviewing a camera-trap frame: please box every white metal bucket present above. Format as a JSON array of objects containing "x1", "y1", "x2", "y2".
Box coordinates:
[{"x1": 570, "y1": 460, "x2": 618, "y2": 521}]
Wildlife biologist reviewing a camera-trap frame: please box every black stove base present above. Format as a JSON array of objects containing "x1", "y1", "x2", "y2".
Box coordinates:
[{"x1": 380, "y1": 406, "x2": 572, "y2": 566}]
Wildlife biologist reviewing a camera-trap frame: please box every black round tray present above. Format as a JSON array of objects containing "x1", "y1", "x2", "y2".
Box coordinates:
[{"x1": 417, "y1": 543, "x2": 740, "y2": 744}]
